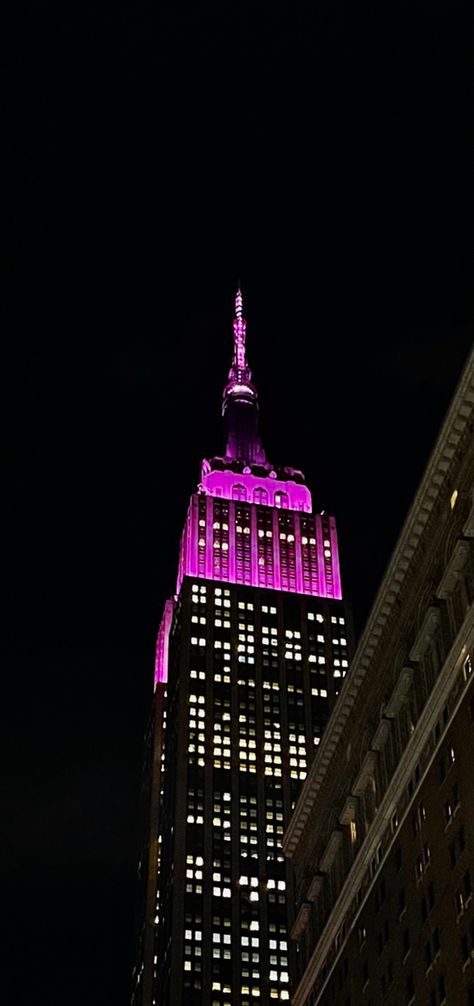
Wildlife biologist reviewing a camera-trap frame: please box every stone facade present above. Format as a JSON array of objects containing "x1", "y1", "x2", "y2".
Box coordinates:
[{"x1": 283, "y1": 348, "x2": 474, "y2": 1006}]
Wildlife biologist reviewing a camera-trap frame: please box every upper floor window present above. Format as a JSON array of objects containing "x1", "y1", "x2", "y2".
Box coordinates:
[
  {"x1": 232, "y1": 484, "x2": 247, "y2": 501},
  {"x1": 449, "y1": 824, "x2": 466, "y2": 867},
  {"x1": 275, "y1": 491, "x2": 289, "y2": 509},
  {"x1": 253, "y1": 487, "x2": 268, "y2": 505}
]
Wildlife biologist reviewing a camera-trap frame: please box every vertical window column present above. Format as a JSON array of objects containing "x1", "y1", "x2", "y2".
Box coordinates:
[
  {"x1": 294, "y1": 512, "x2": 304, "y2": 595},
  {"x1": 228, "y1": 500, "x2": 236, "y2": 582},
  {"x1": 205, "y1": 495, "x2": 214, "y2": 579},
  {"x1": 250, "y1": 504, "x2": 258, "y2": 587},
  {"x1": 272, "y1": 509, "x2": 282, "y2": 591}
]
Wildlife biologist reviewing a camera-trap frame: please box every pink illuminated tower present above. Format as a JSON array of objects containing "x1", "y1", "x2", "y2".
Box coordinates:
[{"x1": 131, "y1": 291, "x2": 353, "y2": 1006}]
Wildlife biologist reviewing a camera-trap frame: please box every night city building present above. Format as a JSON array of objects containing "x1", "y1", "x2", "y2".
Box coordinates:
[
  {"x1": 131, "y1": 290, "x2": 354, "y2": 1005},
  {"x1": 283, "y1": 347, "x2": 474, "y2": 1006}
]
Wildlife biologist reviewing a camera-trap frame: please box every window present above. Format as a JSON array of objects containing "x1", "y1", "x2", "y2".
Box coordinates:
[
  {"x1": 450, "y1": 825, "x2": 466, "y2": 868},
  {"x1": 402, "y1": 927, "x2": 411, "y2": 960},
  {"x1": 399, "y1": 887, "x2": 406, "y2": 918},
  {"x1": 415, "y1": 844, "x2": 431, "y2": 881},
  {"x1": 460, "y1": 923, "x2": 474, "y2": 965},
  {"x1": 274, "y1": 491, "x2": 289, "y2": 509},
  {"x1": 253, "y1": 487, "x2": 268, "y2": 505},
  {"x1": 439, "y1": 744, "x2": 456, "y2": 782},
  {"x1": 380, "y1": 961, "x2": 393, "y2": 994},
  {"x1": 421, "y1": 881, "x2": 436, "y2": 922},
  {"x1": 412, "y1": 802, "x2": 426, "y2": 835},
  {"x1": 425, "y1": 928, "x2": 441, "y2": 970},
  {"x1": 455, "y1": 870, "x2": 472, "y2": 916},
  {"x1": 405, "y1": 972, "x2": 415, "y2": 1004},
  {"x1": 375, "y1": 879, "x2": 386, "y2": 912},
  {"x1": 232, "y1": 484, "x2": 247, "y2": 501},
  {"x1": 377, "y1": 921, "x2": 389, "y2": 954},
  {"x1": 370, "y1": 842, "x2": 383, "y2": 880}
]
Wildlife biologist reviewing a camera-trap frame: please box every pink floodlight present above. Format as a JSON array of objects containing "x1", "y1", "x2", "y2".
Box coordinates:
[{"x1": 154, "y1": 598, "x2": 175, "y2": 689}]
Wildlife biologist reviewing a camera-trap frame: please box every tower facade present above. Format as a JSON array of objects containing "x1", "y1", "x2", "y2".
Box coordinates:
[{"x1": 131, "y1": 291, "x2": 354, "y2": 1006}]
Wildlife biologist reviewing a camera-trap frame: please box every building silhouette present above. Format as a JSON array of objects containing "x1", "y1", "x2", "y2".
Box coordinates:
[
  {"x1": 283, "y1": 347, "x2": 474, "y2": 1006},
  {"x1": 131, "y1": 290, "x2": 354, "y2": 1005}
]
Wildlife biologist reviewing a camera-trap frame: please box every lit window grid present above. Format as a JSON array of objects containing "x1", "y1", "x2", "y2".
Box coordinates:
[
  {"x1": 212, "y1": 506, "x2": 230, "y2": 581},
  {"x1": 180, "y1": 496, "x2": 342, "y2": 598},
  {"x1": 265, "y1": 791, "x2": 284, "y2": 855},
  {"x1": 257, "y1": 508, "x2": 275, "y2": 588},
  {"x1": 176, "y1": 585, "x2": 347, "y2": 1003},
  {"x1": 189, "y1": 615, "x2": 326, "y2": 772},
  {"x1": 262, "y1": 686, "x2": 283, "y2": 779}
]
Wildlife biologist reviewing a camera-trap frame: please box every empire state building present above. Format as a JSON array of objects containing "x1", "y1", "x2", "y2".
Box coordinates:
[{"x1": 131, "y1": 290, "x2": 354, "y2": 1006}]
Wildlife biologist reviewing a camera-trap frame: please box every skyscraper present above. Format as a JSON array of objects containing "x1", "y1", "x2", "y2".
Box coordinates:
[{"x1": 131, "y1": 290, "x2": 354, "y2": 1006}]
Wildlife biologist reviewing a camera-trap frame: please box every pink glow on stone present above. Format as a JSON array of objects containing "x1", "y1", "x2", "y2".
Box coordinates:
[
  {"x1": 250, "y1": 506, "x2": 258, "y2": 586},
  {"x1": 329, "y1": 516, "x2": 342, "y2": 598},
  {"x1": 294, "y1": 515, "x2": 304, "y2": 594},
  {"x1": 175, "y1": 493, "x2": 342, "y2": 600},
  {"x1": 316, "y1": 518, "x2": 326, "y2": 597},
  {"x1": 205, "y1": 495, "x2": 214, "y2": 580},
  {"x1": 199, "y1": 466, "x2": 312, "y2": 512},
  {"x1": 272, "y1": 508, "x2": 282, "y2": 589},
  {"x1": 154, "y1": 598, "x2": 175, "y2": 688}
]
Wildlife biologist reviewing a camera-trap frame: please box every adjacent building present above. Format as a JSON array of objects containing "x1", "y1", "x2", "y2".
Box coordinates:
[
  {"x1": 283, "y1": 347, "x2": 474, "y2": 1006},
  {"x1": 131, "y1": 290, "x2": 354, "y2": 1005}
]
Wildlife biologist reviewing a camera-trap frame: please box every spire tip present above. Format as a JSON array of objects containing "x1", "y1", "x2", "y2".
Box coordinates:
[{"x1": 235, "y1": 286, "x2": 243, "y2": 321}]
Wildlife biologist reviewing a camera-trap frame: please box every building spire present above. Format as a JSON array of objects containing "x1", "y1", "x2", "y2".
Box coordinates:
[
  {"x1": 235, "y1": 286, "x2": 243, "y2": 319},
  {"x1": 233, "y1": 287, "x2": 247, "y2": 371},
  {"x1": 222, "y1": 286, "x2": 266, "y2": 465}
]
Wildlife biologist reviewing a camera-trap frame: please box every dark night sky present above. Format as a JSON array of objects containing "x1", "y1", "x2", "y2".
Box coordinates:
[{"x1": 3, "y1": 2, "x2": 472, "y2": 1004}]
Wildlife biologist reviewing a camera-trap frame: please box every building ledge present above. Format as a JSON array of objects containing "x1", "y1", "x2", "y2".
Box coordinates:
[
  {"x1": 436, "y1": 540, "x2": 471, "y2": 599},
  {"x1": 319, "y1": 830, "x2": 343, "y2": 873},
  {"x1": 463, "y1": 493, "x2": 474, "y2": 537},
  {"x1": 352, "y1": 751, "x2": 377, "y2": 797},
  {"x1": 385, "y1": 667, "x2": 413, "y2": 718},
  {"x1": 306, "y1": 873, "x2": 324, "y2": 901},
  {"x1": 410, "y1": 606, "x2": 441, "y2": 661},
  {"x1": 370, "y1": 718, "x2": 391, "y2": 752},
  {"x1": 339, "y1": 796, "x2": 358, "y2": 826},
  {"x1": 290, "y1": 902, "x2": 312, "y2": 941}
]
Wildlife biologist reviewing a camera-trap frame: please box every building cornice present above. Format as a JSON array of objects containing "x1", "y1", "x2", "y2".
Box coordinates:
[
  {"x1": 290, "y1": 611, "x2": 474, "y2": 1006},
  {"x1": 283, "y1": 347, "x2": 474, "y2": 859}
]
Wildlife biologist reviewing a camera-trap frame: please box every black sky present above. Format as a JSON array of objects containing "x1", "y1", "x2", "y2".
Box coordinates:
[{"x1": 3, "y1": 2, "x2": 473, "y2": 1004}]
